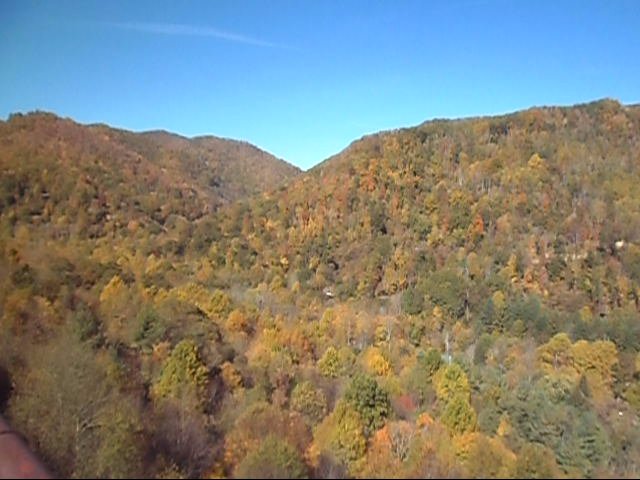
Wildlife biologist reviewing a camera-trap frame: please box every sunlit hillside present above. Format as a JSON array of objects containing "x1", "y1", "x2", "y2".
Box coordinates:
[{"x1": 2, "y1": 100, "x2": 640, "y2": 478}]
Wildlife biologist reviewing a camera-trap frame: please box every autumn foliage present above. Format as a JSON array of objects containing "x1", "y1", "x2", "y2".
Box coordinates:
[{"x1": 2, "y1": 100, "x2": 640, "y2": 478}]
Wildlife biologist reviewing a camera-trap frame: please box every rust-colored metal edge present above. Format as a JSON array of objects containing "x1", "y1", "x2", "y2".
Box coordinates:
[{"x1": 0, "y1": 415, "x2": 53, "y2": 479}]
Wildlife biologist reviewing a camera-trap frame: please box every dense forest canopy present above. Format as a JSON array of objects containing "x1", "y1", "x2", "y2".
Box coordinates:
[{"x1": 1, "y1": 99, "x2": 640, "y2": 478}]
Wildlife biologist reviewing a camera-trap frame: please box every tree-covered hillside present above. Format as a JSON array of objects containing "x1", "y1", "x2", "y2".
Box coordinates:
[
  {"x1": 2, "y1": 100, "x2": 640, "y2": 478},
  {"x1": 0, "y1": 112, "x2": 299, "y2": 237}
]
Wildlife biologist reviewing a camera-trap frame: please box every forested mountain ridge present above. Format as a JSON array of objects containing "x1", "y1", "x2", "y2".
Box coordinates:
[
  {"x1": 0, "y1": 111, "x2": 300, "y2": 239},
  {"x1": 2, "y1": 99, "x2": 640, "y2": 478},
  {"x1": 211, "y1": 99, "x2": 640, "y2": 306}
]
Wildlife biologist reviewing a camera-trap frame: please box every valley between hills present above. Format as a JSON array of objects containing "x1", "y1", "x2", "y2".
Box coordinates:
[{"x1": 1, "y1": 99, "x2": 640, "y2": 478}]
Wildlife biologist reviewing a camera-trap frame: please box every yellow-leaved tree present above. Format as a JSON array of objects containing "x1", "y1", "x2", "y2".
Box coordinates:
[{"x1": 152, "y1": 339, "x2": 209, "y2": 408}]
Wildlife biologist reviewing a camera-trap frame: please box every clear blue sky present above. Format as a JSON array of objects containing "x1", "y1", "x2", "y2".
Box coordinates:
[{"x1": 1, "y1": 1, "x2": 639, "y2": 170}]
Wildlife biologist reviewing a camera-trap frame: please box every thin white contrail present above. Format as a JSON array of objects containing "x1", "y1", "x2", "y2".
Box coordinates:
[{"x1": 110, "y1": 22, "x2": 295, "y2": 50}]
